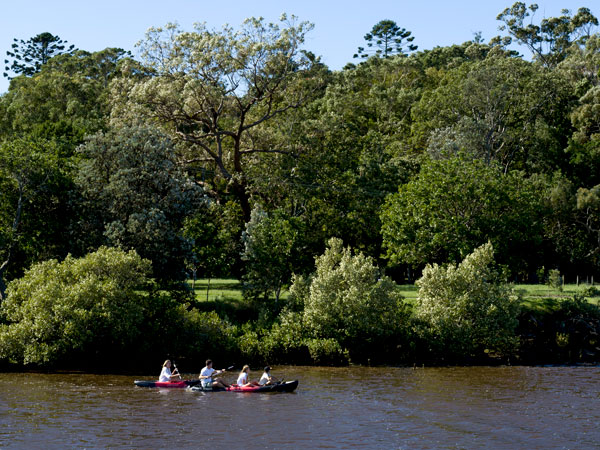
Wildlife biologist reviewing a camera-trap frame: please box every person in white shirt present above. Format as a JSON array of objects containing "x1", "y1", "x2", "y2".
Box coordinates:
[
  {"x1": 258, "y1": 366, "x2": 279, "y2": 386},
  {"x1": 159, "y1": 360, "x2": 181, "y2": 382},
  {"x1": 236, "y1": 365, "x2": 259, "y2": 387},
  {"x1": 199, "y1": 359, "x2": 230, "y2": 389}
]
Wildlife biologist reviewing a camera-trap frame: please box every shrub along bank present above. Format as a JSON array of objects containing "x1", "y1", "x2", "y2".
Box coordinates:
[{"x1": 1, "y1": 245, "x2": 599, "y2": 371}]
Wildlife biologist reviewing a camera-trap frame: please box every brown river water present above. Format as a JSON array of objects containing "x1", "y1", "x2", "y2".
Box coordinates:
[{"x1": 1, "y1": 365, "x2": 599, "y2": 449}]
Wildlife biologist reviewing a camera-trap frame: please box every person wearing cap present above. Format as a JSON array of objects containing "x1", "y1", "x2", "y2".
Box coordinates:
[{"x1": 258, "y1": 366, "x2": 279, "y2": 386}]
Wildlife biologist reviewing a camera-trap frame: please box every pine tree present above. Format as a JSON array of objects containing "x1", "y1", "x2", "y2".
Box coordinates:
[{"x1": 4, "y1": 32, "x2": 76, "y2": 79}]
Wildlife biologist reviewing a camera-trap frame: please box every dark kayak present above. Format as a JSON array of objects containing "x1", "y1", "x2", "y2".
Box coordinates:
[
  {"x1": 190, "y1": 380, "x2": 299, "y2": 393},
  {"x1": 134, "y1": 379, "x2": 201, "y2": 388}
]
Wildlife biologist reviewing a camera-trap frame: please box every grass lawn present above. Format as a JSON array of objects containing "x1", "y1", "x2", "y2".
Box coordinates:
[
  {"x1": 188, "y1": 278, "x2": 243, "y2": 302},
  {"x1": 187, "y1": 279, "x2": 599, "y2": 313}
]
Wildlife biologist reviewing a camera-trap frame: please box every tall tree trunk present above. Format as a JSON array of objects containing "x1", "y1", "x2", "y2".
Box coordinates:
[
  {"x1": 0, "y1": 264, "x2": 8, "y2": 303},
  {"x1": 232, "y1": 179, "x2": 251, "y2": 222}
]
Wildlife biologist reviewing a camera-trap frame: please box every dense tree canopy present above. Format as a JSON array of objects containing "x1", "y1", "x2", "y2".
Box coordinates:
[
  {"x1": 111, "y1": 16, "x2": 325, "y2": 221},
  {"x1": 494, "y1": 2, "x2": 598, "y2": 67},
  {"x1": 380, "y1": 156, "x2": 546, "y2": 276},
  {"x1": 76, "y1": 125, "x2": 206, "y2": 280}
]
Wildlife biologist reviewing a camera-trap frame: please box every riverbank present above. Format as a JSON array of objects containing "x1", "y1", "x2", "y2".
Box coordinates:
[{"x1": 2, "y1": 283, "x2": 599, "y2": 373}]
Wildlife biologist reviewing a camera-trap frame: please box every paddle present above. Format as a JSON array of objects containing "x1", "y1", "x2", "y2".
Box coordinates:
[
  {"x1": 172, "y1": 360, "x2": 182, "y2": 380},
  {"x1": 215, "y1": 365, "x2": 235, "y2": 376}
]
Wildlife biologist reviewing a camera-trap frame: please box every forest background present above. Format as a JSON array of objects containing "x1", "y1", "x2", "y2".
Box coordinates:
[{"x1": 1, "y1": 2, "x2": 600, "y2": 370}]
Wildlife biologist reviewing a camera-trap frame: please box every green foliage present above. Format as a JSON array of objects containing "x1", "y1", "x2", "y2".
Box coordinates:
[
  {"x1": 4, "y1": 32, "x2": 76, "y2": 79},
  {"x1": 299, "y1": 238, "x2": 409, "y2": 359},
  {"x1": 381, "y1": 156, "x2": 546, "y2": 276},
  {"x1": 272, "y1": 56, "x2": 420, "y2": 259},
  {"x1": 542, "y1": 174, "x2": 600, "y2": 275},
  {"x1": 415, "y1": 242, "x2": 520, "y2": 359},
  {"x1": 1, "y1": 48, "x2": 128, "y2": 145},
  {"x1": 0, "y1": 137, "x2": 71, "y2": 299},
  {"x1": 76, "y1": 125, "x2": 205, "y2": 280},
  {"x1": 581, "y1": 285, "x2": 599, "y2": 297},
  {"x1": 171, "y1": 309, "x2": 236, "y2": 361},
  {"x1": 183, "y1": 201, "x2": 244, "y2": 280},
  {"x1": 241, "y1": 207, "x2": 309, "y2": 302},
  {"x1": 113, "y1": 15, "x2": 323, "y2": 221},
  {"x1": 547, "y1": 269, "x2": 563, "y2": 291},
  {"x1": 494, "y1": 3, "x2": 598, "y2": 68},
  {"x1": 306, "y1": 338, "x2": 349, "y2": 365},
  {"x1": 0, "y1": 247, "x2": 152, "y2": 366},
  {"x1": 261, "y1": 310, "x2": 310, "y2": 363},
  {"x1": 354, "y1": 20, "x2": 417, "y2": 59},
  {"x1": 412, "y1": 56, "x2": 572, "y2": 172},
  {"x1": 518, "y1": 294, "x2": 600, "y2": 363}
]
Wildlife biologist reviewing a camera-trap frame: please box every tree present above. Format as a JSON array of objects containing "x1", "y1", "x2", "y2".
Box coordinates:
[
  {"x1": 241, "y1": 207, "x2": 308, "y2": 303},
  {"x1": 4, "y1": 32, "x2": 76, "y2": 79},
  {"x1": 354, "y1": 20, "x2": 417, "y2": 59},
  {"x1": 412, "y1": 56, "x2": 572, "y2": 173},
  {"x1": 561, "y1": 35, "x2": 600, "y2": 187},
  {"x1": 575, "y1": 185, "x2": 600, "y2": 266},
  {"x1": 299, "y1": 238, "x2": 409, "y2": 360},
  {"x1": 76, "y1": 125, "x2": 205, "y2": 281},
  {"x1": 0, "y1": 138, "x2": 63, "y2": 302},
  {"x1": 183, "y1": 200, "x2": 245, "y2": 290},
  {"x1": 0, "y1": 247, "x2": 152, "y2": 366},
  {"x1": 264, "y1": 56, "x2": 421, "y2": 261},
  {"x1": 416, "y1": 242, "x2": 520, "y2": 359},
  {"x1": 380, "y1": 156, "x2": 546, "y2": 277},
  {"x1": 494, "y1": 2, "x2": 598, "y2": 67},
  {"x1": 1, "y1": 48, "x2": 132, "y2": 145},
  {"x1": 111, "y1": 15, "x2": 324, "y2": 221}
]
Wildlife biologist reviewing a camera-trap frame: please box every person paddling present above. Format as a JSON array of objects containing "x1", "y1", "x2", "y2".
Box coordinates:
[
  {"x1": 236, "y1": 365, "x2": 259, "y2": 387},
  {"x1": 159, "y1": 360, "x2": 181, "y2": 382},
  {"x1": 258, "y1": 366, "x2": 279, "y2": 386},
  {"x1": 199, "y1": 359, "x2": 230, "y2": 389}
]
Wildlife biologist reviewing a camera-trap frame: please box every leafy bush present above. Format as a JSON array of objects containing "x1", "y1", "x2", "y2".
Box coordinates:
[
  {"x1": 306, "y1": 338, "x2": 349, "y2": 366},
  {"x1": 235, "y1": 324, "x2": 263, "y2": 363},
  {"x1": 547, "y1": 269, "x2": 563, "y2": 291},
  {"x1": 262, "y1": 311, "x2": 310, "y2": 364},
  {"x1": 0, "y1": 247, "x2": 153, "y2": 366},
  {"x1": 172, "y1": 309, "x2": 236, "y2": 361},
  {"x1": 298, "y1": 238, "x2": 409, "y2": 361},
  {"x1": 581, "y1": 285, "x2": 599, "y2": 297},
  {"x1": 416, "y1": 242, "x2": 520, "y2": 360}
]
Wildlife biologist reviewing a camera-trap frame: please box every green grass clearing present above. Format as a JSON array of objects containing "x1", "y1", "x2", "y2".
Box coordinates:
[{"x1": 186, "y1": 279, "x2": 599, "y2": 314}]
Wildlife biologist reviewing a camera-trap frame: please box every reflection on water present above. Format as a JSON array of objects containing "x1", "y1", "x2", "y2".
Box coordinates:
[{"x1": 1, "y1": 366, "x2": 599, "y2": 449}]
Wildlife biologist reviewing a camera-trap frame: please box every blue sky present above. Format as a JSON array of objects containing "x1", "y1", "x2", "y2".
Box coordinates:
[{"x1": 1, "y1": 0, "x2": 597, "y2": 93}]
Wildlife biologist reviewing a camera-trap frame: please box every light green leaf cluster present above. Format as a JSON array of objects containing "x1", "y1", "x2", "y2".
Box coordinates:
[
  {"x1": 301, "y1": 238, "x2": 408, "y2": 347},
  {"x1": 416, "y1": 242, "x2": 520, "y2": 358},
  {"x1": 0, "y1": 247, "x2": 151, "y2": 365}
]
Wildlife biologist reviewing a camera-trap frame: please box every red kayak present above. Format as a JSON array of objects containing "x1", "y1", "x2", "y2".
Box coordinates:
[
  {"x1": 134, "y1": 379, "x2": 298, "y2": 392},
  {"x1": 191, "y1": 380, "x2": 299, "y2": 393},
  {"x1": 134, "y1": 379, "x2": 201, "y2": 388}
]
